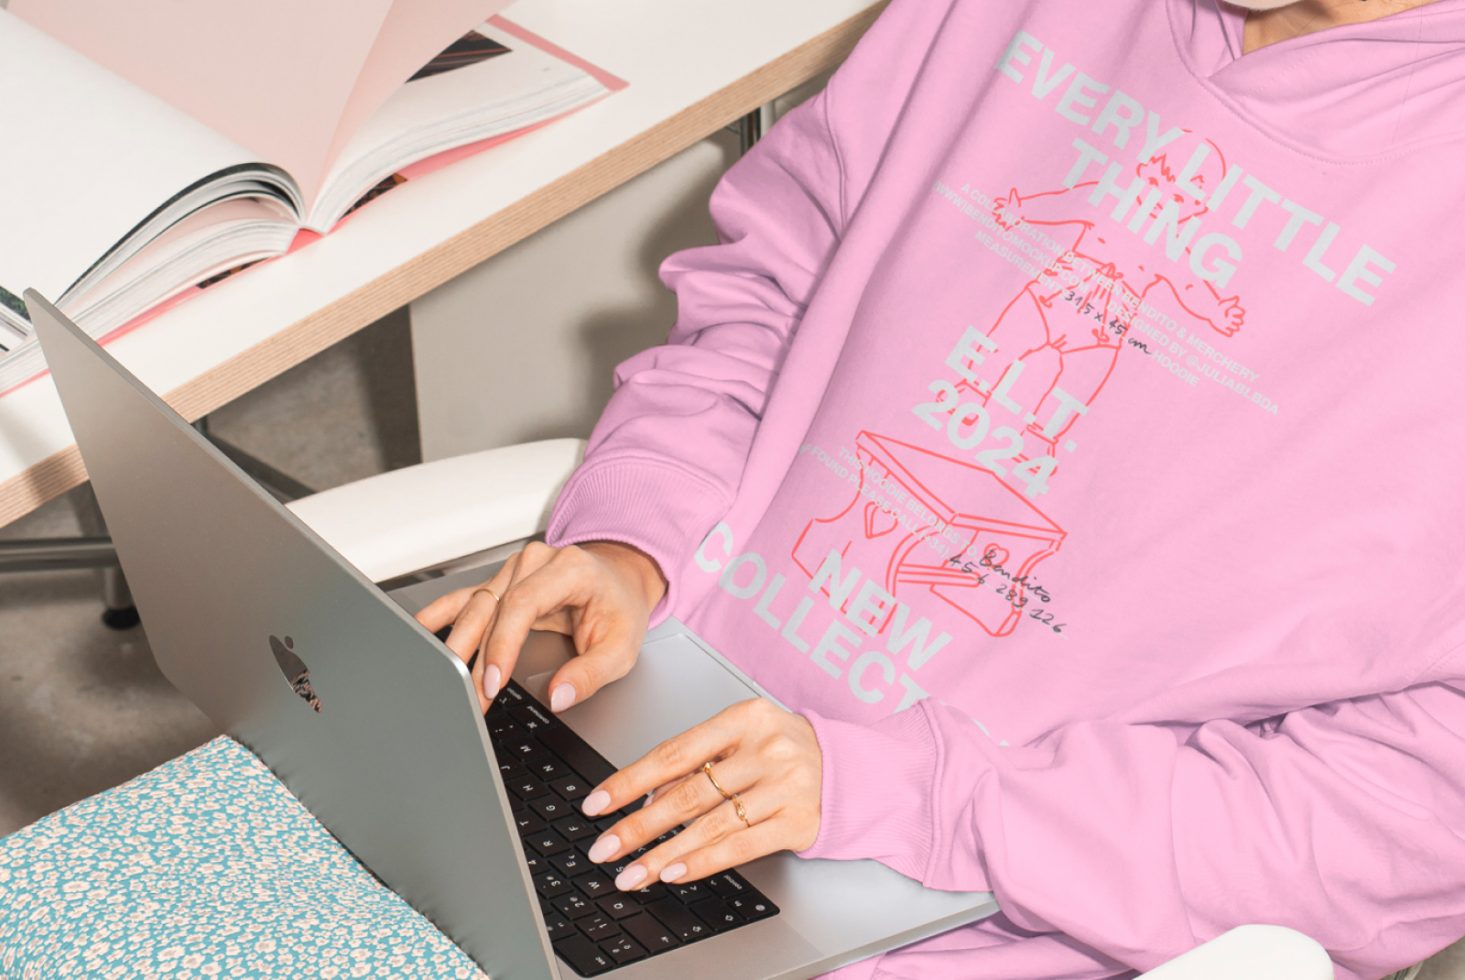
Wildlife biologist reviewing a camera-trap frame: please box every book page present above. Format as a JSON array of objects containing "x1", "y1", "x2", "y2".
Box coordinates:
[
  {"x1": 0, "y1": 11, "x2": 265, "y2": 313},
  {"x1": 308, "y1": 20, "x2": 611, "y2": 229},
  {"x1": 10, "y1": 0, "x2": 510, "y2": 208},
  {"x1": 322, "y1": 0, "x2": 516, "y2": 197}
]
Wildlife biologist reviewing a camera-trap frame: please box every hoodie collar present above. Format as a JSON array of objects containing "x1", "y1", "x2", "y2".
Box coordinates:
[{"x1": 1165, "y1": 0, "x2": 1465, "y2": 162}]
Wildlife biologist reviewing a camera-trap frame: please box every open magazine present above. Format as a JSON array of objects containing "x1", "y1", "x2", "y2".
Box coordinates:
[{"x1": 0, "y1": 2, "x2": 621, "y2": 395}]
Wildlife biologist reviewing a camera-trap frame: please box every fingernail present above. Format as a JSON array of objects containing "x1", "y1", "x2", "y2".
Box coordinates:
[
  {"x1": 587, "y1": 834, "x2": 620, "y2": 863},
  {"x1": 659, "y1": 863, "x2": 687, "y2": 883},
  {"x1": 582, "y1": 790, "x2": 610, "y2": 816},
  {"x1": 550, "y1": 683, "x2": 577, "y2": 712},
  {"x1": 482, "y1": 664, "x2": 502, "y2": 700},
  {"x1": 614, "y1": 864, "x2": 647, "y2": 890}
]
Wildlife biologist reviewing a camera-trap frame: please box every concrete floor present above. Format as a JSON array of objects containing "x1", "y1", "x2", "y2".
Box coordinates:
[{"x1": 2, "y1": 308, "x2": 1464, "y2": 978}]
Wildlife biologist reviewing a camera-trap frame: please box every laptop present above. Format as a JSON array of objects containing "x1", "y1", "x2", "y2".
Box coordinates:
[{"x1": 28, "y1": 289, "x2": 997, "y2": 979}]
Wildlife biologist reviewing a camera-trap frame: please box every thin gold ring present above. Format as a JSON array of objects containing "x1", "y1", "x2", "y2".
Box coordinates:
[
  {"x1": 728, "y1": 794, "x2": 752, "y2": 829},
  {"x1": 473, "y1": 587, "x2": 502, "y2": 604},
  {"x1": 701, "y1": 760, "x2": 733, "y2": 800}
]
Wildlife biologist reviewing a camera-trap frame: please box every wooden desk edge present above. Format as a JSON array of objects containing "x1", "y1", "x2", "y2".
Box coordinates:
[{"x1": 0, "y1": 4, "x2": 884, "y2": 530}]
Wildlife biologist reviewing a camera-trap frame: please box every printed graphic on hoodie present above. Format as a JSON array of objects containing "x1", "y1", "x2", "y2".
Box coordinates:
[
  {"x1": 789, "y1": 132, "x2": 1267, "y2": 640},
  {"x1": 690, "y1": 21, "x2": 1408, "y2": 714},
  {"x1": 756, "y1": 26, "x2": 1395, "y2": 662}
]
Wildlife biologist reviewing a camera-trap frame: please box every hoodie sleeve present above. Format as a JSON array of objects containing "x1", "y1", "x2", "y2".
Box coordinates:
[
  {"x1": 798, "y1": 647, "x2": 1465, "y2": 980},
  {"x1": 542, "y1": 80, "x2": 846, "y2": 630},
  {"x1": 542, "y1": 0, "x2": 958, "y2": 629}
]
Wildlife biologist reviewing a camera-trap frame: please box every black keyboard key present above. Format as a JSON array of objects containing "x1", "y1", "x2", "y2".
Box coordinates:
[
  {"x1": 647, "y1": 899, "x2": 713, "y2": 943},
  {"x1": 543, "y1": 912, "x2": 576, "y2": 941},
  {"x1": 528, "y1": 830, "x2": 570, "y2": 857},
  {"x1": 599, "y1": 933, "x2": 646, "y2": 965},
  {"x1": 554, "y1": 815, "x2": 597, "y2": 842},
  {"x1": 515, "y1": 811, "x2": 545, "y2": 836},
  {"x1": 726, "y1": 895, "x2": 778, "y2": 921},
  {"x1": 504, "y1": 738, "x2": 543, "y2": 760},
  {"x1": 693, "y1": 899, "x2": 744, "y2": 931},
  {"x1": 507, "y1": 775, "x2": 550, "y2": 801},
  {"x1": 527, "y1": 755, "x2": 566, "y2": 781},
  {"x1": 578, "y1": 913, "x2": 620, "y2": 942},
  {"x1": 531, "y1": 796, "x2": 575, "y2": 821},
  {"x1": 577, "y1": 872, "x2": 615, "y2": 900},
  {"x1": 628, "y1": 885, "x2": 662, "y2": 905},
  {"x1": 622, "y1": 911, "x2": 681, "y2": 953},
  {"x1": 551, "y1": 775, "x2": 591, "y2": 801},
  {"x1": 596, "y1": 893, "x2": 639, "y2": 920},
  {"x1": 510, "y1": 702, "x2": 555, "y2": 730},
  {"x1": 522, "y1": 852, "x2": 545, "y2": 876},
  {"x1": 552, "y1": 850, "x2": 593, "y2": 878},
  {"x1": 605, "y1": 852, "x2": 646, "y2": 880},
  {"x1": 554, "y1": 892, "x2": 595, "y2": 920},
  {"x1": 705, "y1": 872, "x2": 747, "y2": 898},
  {"x1": 488, "y1": 716, "x2": 521, "y2": 739},
  {"x1": 534, "y1": 871, "x2": 573, "y2": 899},
  {"x1": 671, "y1": 880, "x2": 712, "y2": 904},
  {"x1": 539, "y1": 724, "x2": 617, "y2": 785},
  {"x1": 555, "y1": 934, "x2": 613, "y2": 976}
]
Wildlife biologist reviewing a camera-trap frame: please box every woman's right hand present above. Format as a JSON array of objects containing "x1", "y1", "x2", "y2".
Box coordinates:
[{"x1": 414, "y1": 539, "x2": 668, "y2": 716}]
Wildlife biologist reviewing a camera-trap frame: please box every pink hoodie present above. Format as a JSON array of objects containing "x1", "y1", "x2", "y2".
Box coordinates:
[{"x1": 544, "y1": 0, "x2": 1465, "y2": 976}]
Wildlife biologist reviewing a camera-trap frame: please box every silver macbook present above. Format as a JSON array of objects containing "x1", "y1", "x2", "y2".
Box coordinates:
[{"x1": 29, "y1": 289, "x2": 997, "y2": 979}]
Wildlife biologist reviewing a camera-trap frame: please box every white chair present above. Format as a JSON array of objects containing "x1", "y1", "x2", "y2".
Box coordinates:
[
  {"x1": 285, "y1": 436, "x2": 591, "y2": 585},
  {"x1": 1135, "y1": 924, "x2": 1334, "y2": 979},
  {"x1": 281, "y1": 434, "x2": 1414, "y2": 979}
]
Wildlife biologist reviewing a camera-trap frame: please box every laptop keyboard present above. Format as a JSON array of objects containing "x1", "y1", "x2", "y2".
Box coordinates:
[{"x1": 487, "y1": 679, "x2": 780, "y2": 976}]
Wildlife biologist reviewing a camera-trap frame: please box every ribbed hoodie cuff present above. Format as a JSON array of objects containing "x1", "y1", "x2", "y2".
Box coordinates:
[
  {"x1": 544, "y1": 458, "x2": 727, "y2": 630},
  {"x1": 795, "y1": 705, "x2": 939, "y2": 881}
]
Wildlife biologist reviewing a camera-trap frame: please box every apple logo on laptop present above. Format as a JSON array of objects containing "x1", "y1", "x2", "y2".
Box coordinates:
[{"x1": 269, "y1": 634, "x2": 323, "y2": 713}]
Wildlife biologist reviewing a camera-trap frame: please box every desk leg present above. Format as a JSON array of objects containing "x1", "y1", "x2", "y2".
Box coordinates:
[
  {"x1": 737, "y1": 106, "x2": 765, "y2": 154},
  {"x1": 68, "y1": 484, "x2": 140, "y2": 631},
  {"x1": 99, "y1": 564, "x2": 139, "y2": 630}
]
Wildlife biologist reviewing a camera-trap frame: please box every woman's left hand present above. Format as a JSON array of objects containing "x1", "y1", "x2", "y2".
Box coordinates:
[{"x1": 579, "y1": 698, "x2": 823, "y2": 890}]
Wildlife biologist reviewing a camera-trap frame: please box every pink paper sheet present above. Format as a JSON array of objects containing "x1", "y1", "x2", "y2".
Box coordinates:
[{"x1": 10, "y1": 0, "x2": 509, "y2": 206}]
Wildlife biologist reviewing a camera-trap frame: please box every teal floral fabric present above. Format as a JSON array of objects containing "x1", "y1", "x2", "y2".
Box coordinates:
[{"x1": 0, "y1": 737, "x2": 488, "y2": 978}]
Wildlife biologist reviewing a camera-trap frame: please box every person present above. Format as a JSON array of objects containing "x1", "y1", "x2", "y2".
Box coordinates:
[{"x1": 416, "y1": 0, "x2": 1465, "y2": 975}]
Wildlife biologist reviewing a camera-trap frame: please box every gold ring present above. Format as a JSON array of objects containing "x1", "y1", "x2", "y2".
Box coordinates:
[
  {"x1": 728, "y1": 793, "x2": 751, "y2": 829},
  {"x1": 473, "y1": 587, "x2": 502, "y2": 604},
  {"x1": 702, "y1": 760, "x2": 733, "y2": 800}
]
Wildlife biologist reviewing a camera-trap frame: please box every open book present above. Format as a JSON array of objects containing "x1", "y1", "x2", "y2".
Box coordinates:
[{"x1": 0, "y1": 1, "x2": 621, "y2": 395}]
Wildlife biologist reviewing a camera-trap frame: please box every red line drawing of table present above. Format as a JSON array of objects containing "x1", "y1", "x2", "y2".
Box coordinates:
[{"x1": 792, "y1": 431, "x2": 1065, "y2": 638}]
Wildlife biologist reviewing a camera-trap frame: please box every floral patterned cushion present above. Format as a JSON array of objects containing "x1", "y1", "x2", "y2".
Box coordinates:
[{"x1": 0, "y1": 737, "x2": 487, "y2": 979}]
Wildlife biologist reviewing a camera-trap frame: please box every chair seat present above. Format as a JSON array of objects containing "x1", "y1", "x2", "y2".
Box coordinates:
[{"x1": 0, "y1": 737, "x2": 486, "y2": 979}]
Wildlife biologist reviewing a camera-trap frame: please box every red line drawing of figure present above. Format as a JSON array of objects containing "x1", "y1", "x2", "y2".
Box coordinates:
[
  {"x1": 791, "y1": 432, "x2": 1065, "y2": 638},
  {"x1": 961, "y1": 132, "x2": 1247, "y2": 460},
  {"x1": 786, "y1": 135, "x2": 1249, "y2": 641}
]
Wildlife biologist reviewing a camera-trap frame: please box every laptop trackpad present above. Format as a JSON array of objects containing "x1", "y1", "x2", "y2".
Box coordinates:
[{"x1": 517, "y1": 631, "x2": 759, "y2": 771}]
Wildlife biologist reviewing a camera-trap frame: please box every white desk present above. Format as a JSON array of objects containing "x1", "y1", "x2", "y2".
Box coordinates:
[{"x1": 0, "y1": 0, "x2": 884, "y2": 529}]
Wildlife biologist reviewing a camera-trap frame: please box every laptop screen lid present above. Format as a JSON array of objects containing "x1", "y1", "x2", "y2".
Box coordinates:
[{"x1": 27, "y1": 290, "x2": 559, "y2": 980}]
